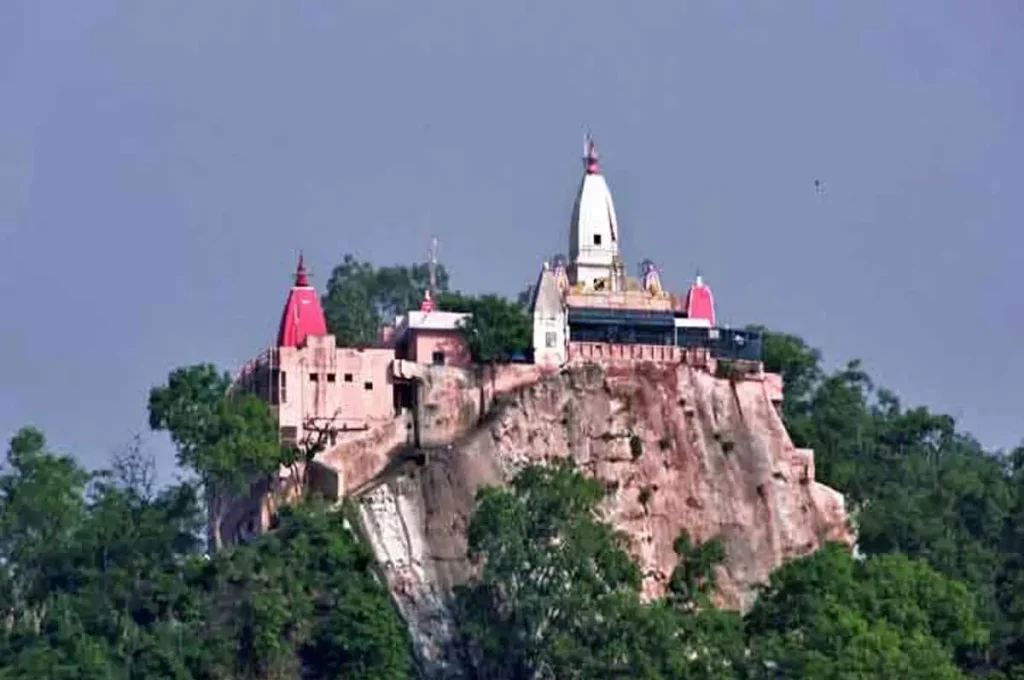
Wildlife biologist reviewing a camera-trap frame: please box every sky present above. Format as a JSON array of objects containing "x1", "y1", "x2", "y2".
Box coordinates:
[{"x1": 1, "y1": 1, "x2": 1022, "y2": 482}]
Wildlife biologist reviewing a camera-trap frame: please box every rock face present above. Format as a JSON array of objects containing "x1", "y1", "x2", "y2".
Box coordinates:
[{"x1": 354, "y1": 361, "x2": 852, "y2": 677}]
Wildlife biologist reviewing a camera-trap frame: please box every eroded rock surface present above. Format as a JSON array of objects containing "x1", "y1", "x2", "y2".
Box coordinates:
[{"x1": 355, "y1": 362, "x2": 852, "y2": 677}]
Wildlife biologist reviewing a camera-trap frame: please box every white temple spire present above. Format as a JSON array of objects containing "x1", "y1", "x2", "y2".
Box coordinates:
[{"x1": 567, "y1": 132, "x2": 620, "y2": 291}]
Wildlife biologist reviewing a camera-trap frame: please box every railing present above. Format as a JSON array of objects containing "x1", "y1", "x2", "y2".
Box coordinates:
[
  {"x1": 568, "y1": 321, "x2": 763, "y2": 362},
  {"x1": 677, "y1": 327, "x2": 763, "y2": 361}
]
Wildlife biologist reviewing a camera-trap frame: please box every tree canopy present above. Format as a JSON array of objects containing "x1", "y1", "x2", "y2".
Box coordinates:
[
  {"x1": 436, "y1": 291, "x2": 533, "y2": 363},
  {"x1": 0, "y1": 428, "x2": 414, "y2": 679},
  {"x1": 148, "y1": 364, "x2": 282, "y2": 551},
  {"x1": 320, "y1": 255, "x2": 450, "y2": 347}
]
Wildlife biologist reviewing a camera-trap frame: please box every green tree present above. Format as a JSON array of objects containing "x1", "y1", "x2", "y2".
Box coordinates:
[
  {"x1": 0, "y1": 425, "x2": 413, "y2": 680},
  {"x1": 148, "y1": 363, "x2": 281, "y2": 550},
  {"x1": 321, "y1": 254, "x2": 450, "y2": 347},
  {"x1": 0, "y1": 429, "x2": 204, "y2": 679},
  {"x1": 188, "y1": 502, "x2": 414, "y2": 680},
  {"x1": 0, "y1": 428, "x2": 90, "y2": 638},
  {"x1": 455, "y1": 460, "x2": 638, "y2": 678},
  {"x1": 746, "y1": 543, "x2": 986, "y2": 679},
  {"x1": 436, "y1": 292, "x2": 532, "y2": 363},
  {"x1": 455, "y1": 460, "x2": 743, "y2": 679},
  {"x1": 667, "y1": 530, "x2": 727, "y2": 609}
]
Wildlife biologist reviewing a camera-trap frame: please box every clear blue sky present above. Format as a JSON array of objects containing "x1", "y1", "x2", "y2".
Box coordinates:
[{"x1": 1, "y1": 2, "x2": 1021, "y2": 482}]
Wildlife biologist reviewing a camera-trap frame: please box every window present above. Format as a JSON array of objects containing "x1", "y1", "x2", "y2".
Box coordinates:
[
  {"x1": 310, "y1": 373, "x2": 319, "y2": 382},
  {"x1": 280, "y1": 371, "x2": 287, "y2": 404},
  {"x1": 432, "y1": 350, "x2": 445, "y2": 366},
  {"x1": 326, "y1": 373, "x2": 336, "y2": 383},
  {"x1": 344, "y1": 373, "x2": 353, "y2": 382},
  {"x1": 364, "y1": 381, "x2": 373, "y2": 390},
  {"x1": 593, "y1": 233, "x2": 602, "y2": 246},
  {"x1": 281, "y1": 426, "x2": 298, "y2": 447},
  {"x1": 545, "y1": 331, "x2": 557, "y2": 348}
]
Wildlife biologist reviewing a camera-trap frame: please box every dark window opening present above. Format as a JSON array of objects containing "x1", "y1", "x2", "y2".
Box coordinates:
[
  {"x1": 310, "y1": 373, "x2": 319, "y2": 382},
  {"x1": 364, "y1": 381, "x2": 373, "y2": 390},
  {"x1": 281, "y1": 426, "x2": 298, "y2": 447},
  {"x1": 593, "y1": 233, "x2": 602, "y2": 246},
  {"x1": 270, "y1": 368, "x2": 281, "y2": 404},
  {"x1": 545, "y1": 331, "x2": 557, "y2": 348},
  {"x1": 432, "y1": 350, "x2": 445, "y2": 366},
  {"x1": 280, "y1": 371, "x2": 288, "y2": 404},
  {"x1": 326, "y1": 373, "x2": 336, "y2": 383},
  {"x1": 344, "y1": 373, "x2": 353, "y2": 382}
]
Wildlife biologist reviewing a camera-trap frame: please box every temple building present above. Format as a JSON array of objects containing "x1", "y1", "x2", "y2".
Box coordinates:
[
  {"x1": 234, "y1": 132, "x2": 761, "y2": 453},
  {"x1": 233, "y1": 256, "x2": 398, "y2": 450},
  {"x1": 225, "y1": 132, "x2": 763, "y2": 545},
  {"x1": 530, "y1": 133, "x2": 760, "y2": 366}
]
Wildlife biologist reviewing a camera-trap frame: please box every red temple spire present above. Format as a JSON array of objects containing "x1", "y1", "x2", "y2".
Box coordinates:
[
  {"x1": 684, "y1": 272, "x2": 716, "y2": 326},
  {"x1": 277, "y1": 252, "x2": 328, "y2": 348},
  {"x1": 294, "y1": 251, "x2": 310, "y2": 287}
]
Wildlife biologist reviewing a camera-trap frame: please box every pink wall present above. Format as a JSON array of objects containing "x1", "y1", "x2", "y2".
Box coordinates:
[
  {"x1": 411, "y1": 330, "x2": 472, "y2": 369},
  {"x1": 763, "y1": 372, "x2": 784, "y2": 404},
  {"x1": 274, "y1": 336, "x2": 396, "y2": 436},
  {"x1": 568, "y1": 342, "x2": 681, "y2": 363}
]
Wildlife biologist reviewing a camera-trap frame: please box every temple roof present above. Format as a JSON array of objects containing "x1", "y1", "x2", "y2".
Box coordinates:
[
  {"x1": 684, "y1": 275, "x2": 716, "y2": 326},
  {"x1": 530, "y1": 262, "x2": 566, "y2": 318},
  {"x1": 276, "y1": 254, "x2": 328, "y2": 348}
]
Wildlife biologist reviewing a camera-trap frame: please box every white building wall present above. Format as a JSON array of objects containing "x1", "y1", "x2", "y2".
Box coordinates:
[{"x1": 532, "y1": 310, "x2": 567, "y2": 367}]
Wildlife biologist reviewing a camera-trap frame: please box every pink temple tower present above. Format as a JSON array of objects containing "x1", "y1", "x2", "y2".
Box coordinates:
[
  {"x1": 277, "y1": 254, "x2": 329, "y2": 348},
  {"x1": 683, "y1": 273, "x2": 716, "y2": 326}
]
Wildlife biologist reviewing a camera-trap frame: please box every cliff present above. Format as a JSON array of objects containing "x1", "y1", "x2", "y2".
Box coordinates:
[{"x1": 348, "y1": 360, "x2": 852, "y2": 677}]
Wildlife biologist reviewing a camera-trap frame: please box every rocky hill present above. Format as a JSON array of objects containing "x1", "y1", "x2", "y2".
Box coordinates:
[{"x1": 345, "y1": 360, "x2": 852, "y2": 676}]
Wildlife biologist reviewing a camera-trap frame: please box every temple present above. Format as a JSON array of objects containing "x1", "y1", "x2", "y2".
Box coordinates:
[
  {"x1": 223, "y1": 133, "x2": 765, "y2": 546},
  {"x1": 535, "y1": 133, "x2": 759, "y2": 368}
]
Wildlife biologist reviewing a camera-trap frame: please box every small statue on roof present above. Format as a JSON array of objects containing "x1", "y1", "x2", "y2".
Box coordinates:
[
  {"x1": 640, "y1": 259, "x2": 663, "y2": 295},
  {"x1": 551, "y1": 253, "x2": 570, "y2": 295}
]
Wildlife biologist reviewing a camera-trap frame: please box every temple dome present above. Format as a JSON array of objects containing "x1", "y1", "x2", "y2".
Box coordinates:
[
  {"x1": 277, "y1": 254, "x2": 328, "y2": 348},
  {"x1": 684, "y1": 275, "x2": 716, "y2": 326}
]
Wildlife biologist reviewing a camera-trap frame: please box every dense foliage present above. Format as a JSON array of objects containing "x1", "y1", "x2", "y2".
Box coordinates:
[
  {"x1": 0, "y1": 430, "x2": 413, "y2": 679},
  {"x1": 320, "y1": 255, "x2": 451, "y2": 347},
  {"x1": 3, "y1": 256, "x2": 1024, "y2": 677},
  {"x1": 756, "y1": 327, "x2": 1024, "y2": 677},
  {"x1": 435, "y1": 291, "x2": 533, "y2": 363}
]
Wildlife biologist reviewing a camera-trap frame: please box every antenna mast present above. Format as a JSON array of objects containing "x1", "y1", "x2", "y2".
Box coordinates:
[{"x1": 428, "y1": 236, "x2": 438, "y2": 295}]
